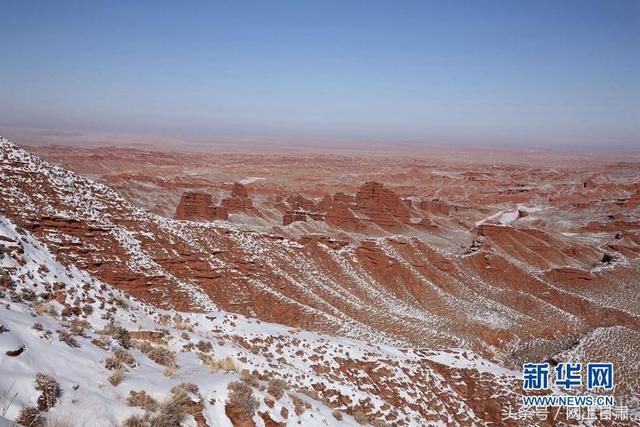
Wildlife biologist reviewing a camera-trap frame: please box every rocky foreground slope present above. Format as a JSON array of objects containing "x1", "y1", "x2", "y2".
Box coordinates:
[{"x1": 1, "y1": 137, "x2": 640, "y2": 425}]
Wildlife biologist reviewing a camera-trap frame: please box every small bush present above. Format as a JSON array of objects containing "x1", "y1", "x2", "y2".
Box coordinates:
[
  {"x1": 35, "y1": 373, "x2": 61, "y2": 411},
  {"x1": 170, "y1": 382, "x2": 200, "y2": 398},
  {"x1": 195, "y1": 340, "x2": 212, "y2": 353},
  {"x1": 105, "y1": 347, "x2": 136, "y2": 370},
  {"x1": 227, "y1": 381, "x2": 259, "y2": 417},
  {"x1": 32, "y1": 322, "x2": 44, "y2": 331},
  {"x1": 122, "y1": 391, "x2": 192, "y2": 427},
  {"x1": 151, "y1": 391, "x2": 192, "y2": 427},
  {"x1": 290, "y1": 394, "x2": 306, "y2": 416},
  {"x1": 57, "y1": 329, "x2": 80, "y2": 348},
  {"x1": 16, "y1": 406, "x2": 44, "y2": 427},
  {"x1": 267, "y1": 379, "x2": 288, "y2": 400},
  {"x1": 99, "y1": 321, "x2": 131, "y2": 348},
  {"x1": 353, "y1": 410, "x2": 369, "y2": 425},
  {"x1": 121, "y1": 414, "x2": 146, "y2": 427},
  {"x1": 128, "y1": 390, "x2": 159, "y2": 411},
  {"x1": 146, "y1": 346, "x2": 176, "y2": 368},
  {"x1": 173, "y1": 314, "x2": 193, "y2": 331},
  {"x1": 33, "y1": 302, "x2": 55, "y2": 316},
  {"x1": 108, "y1": 367, "x2": 125, "y2": 386},
  {"x1": 69, "y1": 318, "x2": 90, "y2": 336},
  {"x1": 105, "y1": 347, "x2": 135, "y2": 370},
  {"x1": 162, "y1": 365, "x2": 176, "y2": 378}
]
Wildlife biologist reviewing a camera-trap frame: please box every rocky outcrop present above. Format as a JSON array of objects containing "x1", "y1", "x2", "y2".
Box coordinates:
[
  {"x1": 355, "y1": 181, "x2": 410, "y2": 229},
  {"x1": 175, "y1": 192, "x2": 228, "y2": 221},
  {"x1": 281, "y1": 183, "x2": 414, "y2": 230},
  {"x1": 222, "y1": 183, "x2": 254, "y2": 212},
  {"x1": 418, "y1": 199, "x2": 451, "y2": 216}
]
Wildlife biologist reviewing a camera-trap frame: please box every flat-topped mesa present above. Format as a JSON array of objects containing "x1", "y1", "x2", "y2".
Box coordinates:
[
  {"x1": 221, "y1": 182, "x2": 254, "y2": 212},
  {"x1": 175, "y1": 191, "x2": 228, "y2": 221}
]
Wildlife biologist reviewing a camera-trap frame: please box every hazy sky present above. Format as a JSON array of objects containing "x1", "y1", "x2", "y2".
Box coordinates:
[{"x1": 1, "y1": 0, "x2": 638, "y2": 148}]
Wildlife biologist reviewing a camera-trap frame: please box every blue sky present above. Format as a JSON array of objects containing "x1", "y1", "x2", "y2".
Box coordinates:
[{"x1": 0, "y1": 0, "x2": 638, "y2": 147}]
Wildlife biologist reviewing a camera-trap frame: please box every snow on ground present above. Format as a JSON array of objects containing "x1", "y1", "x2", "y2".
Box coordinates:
[
  {"x1": 239, "y1": 177, "x2": 266, "y2": 185},
  {"x1": 0, "y1": 213, "x2": 521, "y2": 426}
]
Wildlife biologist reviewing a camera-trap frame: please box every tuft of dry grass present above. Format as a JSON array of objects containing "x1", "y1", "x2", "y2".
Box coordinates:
[
  {"x1": 353, "y1": 410, "x2": 369, "y2": 425},
  {"x1": 170, "y1": 382, "x2": 200, "y2": 398},
  {"x1": 57, "y1": 329, "x2": 80, "y2": 348},
  {"x1": 105, "y1": 347, "x2": 137, "y2": 370},
  {"x1": 290, "y1": 394, "x2": 306, "y2": 416},
  {"x1": 127, "y1": 390, "x2": 159, "y2": 411},
  {"x1": 195, "y1": 340, "x2": 212, "y2": 353},
  {"x1": 32, "y1": 302, "x2": 57, "y2": 317},
  {"x1": 99, "y1": 321, "x2": 131, "y2": 348},
  {"x1": 35, "y1": 373, "x2": 61, "y2": 411},
  {"x1": 121, "y1": 390, "x2": 192, "y2": 427},
  {"x1": 162, "y1": 365, "x2": 176, "y2": 378},
  {"x1": 267, "y1": 379, "x2": 288, "y2": 400},
  {"x1": 197, "y1": 353, "x2": 238, "y2": 372},
  {"x1": 151, "y1": 390, "x2": 192, "y2": 426},
  {"x1": 145, "y1": 346, "x2": 177, "y2": 368},
  {"x1": 121, "y1": 414, "x2": 146, "y2": 427},
  {"x1": 227, "y1": 381, "x2": 259, "y2": 418},
  {"x1": 69, "y1": 318, "x2": 90, "y2": 336},
  {"x1": 107, "y1": 367, "x2": 125, "y2": 386},
  {"x1": 16, "y1": 406, "x2": 44, "y2": 427}
]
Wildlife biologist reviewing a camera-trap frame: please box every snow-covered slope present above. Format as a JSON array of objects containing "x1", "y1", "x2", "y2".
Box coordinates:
[{"x1": 0, "y1": 213, "x2": 525, "y2": 426}]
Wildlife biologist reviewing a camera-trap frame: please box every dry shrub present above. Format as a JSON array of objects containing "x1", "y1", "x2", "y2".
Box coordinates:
[
  {"x1": 105, "y1": 349, "x2": 135, "y2": 370},
  {"x1": 267, "y1": 379, "x2": 288, "y2": 400},
  {"x1": 105, "y1": 347, "x2": 136, "y2": 370},
  {"x1": 290, "y1": 394, "x2": 306, "y2": 416},
  {"x1": 32, "y1": 322, "x2": 44, "y2": 331},
  {"x1": 170, "y1": 382, "x2": 200, "y2": 398},
  {"x1": 69, "y1": 318, "x2": 90, "y2": 336},
  {"x1": 16, "y1": 406, "x2": 44, "y2": 426},
  {"x1": 33, "y1": 302, "x2": 57, "y2": 317},
  {"x1": 332, "y1": 410, "x2": 343, "y2": 421},
  {"x1": 353, "y1": 410, "x2": 369, "y2": 425},
  {"x1": 107, "y1": 367, "x2": 125, "y2": 386},
  {"x1": 162, "y1": 365, "x2": 176, "y2": 378},
  {"x1": 91, "y1": 336, "x2": 110, "y2": 350},
  {"x1": 57, "y1": 329, "x2": 79, "y2": 348},
  {"x1": 132, "y1": 339, "x2": 153, "y2": 353},
  {"x1": 195, "y1": 340, "x2": 212, "y2": 353},
  {"x1": 114, "y1": 296, "x2": 129, "y2": 309},
  {"x1": 128, "y1": 390, "x2": 159, "y2": 411},
  {"x1": 151, "y1": 391, "x2": 192, "y2": 426},
  {"x1": 240, "y1": 370, "x2": 259, "y2": 388},
  {"x1": 198, "y1": 353, "x2": 237, "y2": 372},
  {"x1": 227, "y1": 381, "x2": 259, "y2": 417},
  {"x1": 99, "y1": 321, "x2": 131, "y2": 348},
  {"x1": 121, "y1": 414, "x2": 146, "y2": 427},
  {"x1": 173, "y1": 314, "x2": 193, "y2": 331},
  {"x1": 35, "y1": 373, "x2": 61, "y2": 411},
  {"x1": 121, "y1": 390, "x2": 192, "y2": 427},
  {"x1": 145, "y1": 346, "x2": 176, "y2": 368}
]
